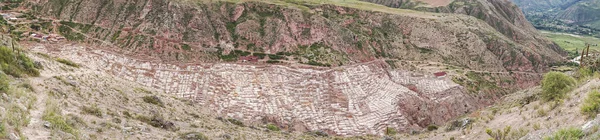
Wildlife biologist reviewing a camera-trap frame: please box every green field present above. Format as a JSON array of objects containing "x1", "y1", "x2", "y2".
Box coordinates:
[{"x1": 542, "y1": 31, "x2": 600, "y2": 53}]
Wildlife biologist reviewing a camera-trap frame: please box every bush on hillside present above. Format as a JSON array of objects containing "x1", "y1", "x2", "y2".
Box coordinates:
[
  {"x1": 142, "y1": 95, "x2": 164, "y2": 107},
  {"x1": 581, "y1": 90, "x2": 600, "y2": 118},
  {"x1": 544, "y1": 128, "x2": 584, "y2": 140},
  {"x1": 0, "y1": 46, "x2": 39, "y2": 77},
  {"x1": 541, "y1": 72, "x2": 576, "y2": 101},
  {"x1": 0, "y1": 73, "x2": 8, "y2": 92},
  {"x1": 266, "y1": 124, "x2": 280, "y2": 131},
  {"x1": 576, "y1": 67, "x2": 593, "y2": 79}
]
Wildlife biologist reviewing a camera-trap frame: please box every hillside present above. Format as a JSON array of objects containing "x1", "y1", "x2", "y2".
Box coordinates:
[
  {"x1": 0, "y1": 0, "x2": 577, "y2": 139},
  {"x1": 29, "y1": 0, "x2": 566, "y2": 72},
  {"x1": 512, "y1": 0, "x2": 600, "y2": 37}
]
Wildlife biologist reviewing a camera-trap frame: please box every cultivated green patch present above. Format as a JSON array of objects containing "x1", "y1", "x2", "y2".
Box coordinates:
[{"x1": 542, "y1": 31, "x2": 600, "y2": 56}]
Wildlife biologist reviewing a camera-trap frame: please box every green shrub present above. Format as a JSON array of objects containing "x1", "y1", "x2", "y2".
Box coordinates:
[
  {"x1": 142, "y1": 95, "x2": 164, "y2": 107},
  {"x1": 181, "y1": 44, "x2": 191, "y2": 51},
  {"x1": 266, "y1": 124, "x2": 280, "y2": 131},
  {"x1": 227, "y1": 118, "x2": 244, "y2": 127},
  {"x1": 541, "y1": 72, "x2": 576, "y2": 101},
  {"x1": 266, "y1": 60, "x2": 281, "y2": 64},
  {"x1": 0, "y1": 121, "x2": 6, "y2": 139},
  {"x1": 486, "y1": 126, "x2": 511, "y2": 140},
  {"x1": 0, "y1": 73, "x2": 8, "y2": 92},
  {"x1": 385, "y1": 127, "x2": 397, "y2": 135},
  {"x1": 581, "y1": 90, "x2": 600, "y2": 118},
  {"x1": 543, "y1": 128, "x2": 584, "y2": 140},
  {"x1": 576, "y1": 67, "x2": 593, "y2": 79},
  {"x1": 427, "y1": 125, "x2": 439, "y2": 131},
  {"x1": 537, "y1": 108, "x2": 548, "y2": 117},
  {"x1": 252, "y1": 53, "x2": 266, "y2": 59},
  {"x1": 268, "y1": 54, "x2": 285, "y2": 60},
  {"x1": 0, "y1": 46, "x2": 40, "y2": 77},
  {"x1": 56, "y1": 58, "x2": 79, "y2": 68}
]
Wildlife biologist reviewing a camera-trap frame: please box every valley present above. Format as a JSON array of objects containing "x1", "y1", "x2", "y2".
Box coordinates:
[
  {"x1": 512, "y1": 0, "x2": 600, "y2": 38},
  {"x1": 541, "y1": 31, "x2": 600, "y2": 55},
  {"x1": 0, "y1": 0, "x2": 599, "y2": 140}
]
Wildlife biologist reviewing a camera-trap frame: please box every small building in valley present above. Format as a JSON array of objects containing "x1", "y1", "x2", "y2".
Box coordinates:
[{"x1": 434, "y1": 71, "x2": 447, "y2": 78}]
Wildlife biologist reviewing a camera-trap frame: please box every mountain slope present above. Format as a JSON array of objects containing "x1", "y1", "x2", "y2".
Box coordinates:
[
  {"x1": 512, "y1": 0, "x2": 600, "y2": 37},
  {"x1": 360, "y1": 0, "x2": 567, "y2": 61},
  {"x1": 29, "y1": 0, "x2": 565, "y2": 72},
  {"x1": 0, "y1": 0, "x2": 568, "y2": 137}
]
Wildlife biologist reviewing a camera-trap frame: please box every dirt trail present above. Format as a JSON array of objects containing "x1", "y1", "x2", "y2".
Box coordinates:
[
  {"x1": 21, "y1": 76, "x2": 51, "y2": 139},
  {"x1": 20, "y1": 52, "x2": 98, "y2": 139}
]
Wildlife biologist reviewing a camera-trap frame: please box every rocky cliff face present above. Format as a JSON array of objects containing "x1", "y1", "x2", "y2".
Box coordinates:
[{"x1": 21, "y1": 0, "x2": 567, "y2": 136}]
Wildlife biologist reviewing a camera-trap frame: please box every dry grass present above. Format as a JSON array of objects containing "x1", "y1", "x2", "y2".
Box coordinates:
[{"x1": 42, "y1": 97, "x2": 79, "y2": 138}]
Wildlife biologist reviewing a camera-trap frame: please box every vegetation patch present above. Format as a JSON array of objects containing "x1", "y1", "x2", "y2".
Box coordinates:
[
  {"x1": 542, "y1": 31, "x2": 600, "y2": 56},
  {"x1": 181, "y1": 44, "x2": 191, "y2": 51},
  {"x1": 427, "y1": 125, "x2": 438, "y2": 131},
  {"x1": 134, "y1": 87, "x2": 152, "y2": 94},
  {"x1": 81, "y1": 105, "x2": 103, "y2": 118},
  {"x1": 142, "y1": 95, "x2": 164, "y2": 107},
  {"x1": 56, "y1": 58, "x2": 80, "y2": 68},
  {"x1": 266, "y1": 124, "x2": 280, "y2": 131},
  {"x1": 227, "y1": 118, "x2": 244, "y2": 127},
  {"x1": 43, "y1": 99, "x2": 79, "y2": 137},
  {"x1": 453, "y1": 72, "x2": 500, "y2": 94},
  {"x1": 268, "y1": 54, "x2": 285, "y2": 60},
  {"x1": 0, "y1": 121, "x2": 6, "y2": 139},
  {"x1": 541, "y1": 72, "x2": 576, "y2": 101},
  {"x1": 218, "y1": 49, "x2": 252, "y2": 61},
  {"x1": 0, "y1": 73, "x2": 8, "y2": 92},
  {"x1": 58, "y1": 25, "x2": 85, "y2": 41},
  {"x1": 0, "y1": 46, "x2": 40, "y2": 77},
  {"x1": 295, "y1": 43, "x2": 343, "y2": 67},
  {"x1": 266, "y1": 60, "x2": 281, "y2": 64},
  {"x1": 486, "y1": 126, "x2": 529, "y2": 140},
  {"x1": 544, "y1": 128, "x2": 584, "y2": 140},
  {"x1": 385, "y1": 60, "x2": 398, "y2": 69},
  {"x1": 385, "y1": 127, "x2": 397, "y2": 135},
  {"x1": 252, "y1": 52, "x2": 266, "y2": 59},
  {"x1": 135, "y1": 114, "x2": 175, "y2": 131},
  {"x1": 581, "y1": 90, "x2": 600, "y2": 118}
]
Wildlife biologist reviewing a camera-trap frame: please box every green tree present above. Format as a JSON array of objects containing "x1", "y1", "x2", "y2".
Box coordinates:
[{"x1": 541, "y1": 72, "x2": 576, "y2": 101}]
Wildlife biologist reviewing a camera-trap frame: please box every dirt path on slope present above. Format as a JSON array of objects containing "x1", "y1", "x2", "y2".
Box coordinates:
[{"x1": 21, "y1": 76, "x2": 51, "y2": 139}]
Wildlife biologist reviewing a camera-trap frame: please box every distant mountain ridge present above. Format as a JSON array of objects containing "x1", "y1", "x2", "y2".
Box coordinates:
[{"x1": 512, "y1": 0, "x2": 600, "y2": 37}]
